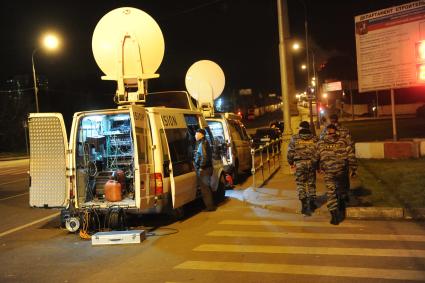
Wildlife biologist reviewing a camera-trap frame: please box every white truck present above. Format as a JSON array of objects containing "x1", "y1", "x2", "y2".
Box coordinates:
[{"x1": 28, "y1": 8, "x2": 225, "y2": 232}]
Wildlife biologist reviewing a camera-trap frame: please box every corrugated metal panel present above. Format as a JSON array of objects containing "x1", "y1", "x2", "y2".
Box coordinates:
[{"x1": 29, "y1": 114, "x2": 68, "y2": 208}]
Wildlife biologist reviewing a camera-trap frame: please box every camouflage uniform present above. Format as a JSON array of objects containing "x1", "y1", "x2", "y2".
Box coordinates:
[
  {"x1": 287, "y1": 131, "x2": 318, "y2": 208},
  {"x1": 320, "y1": 123, "x2": 354, "y2": 199},
  {"x1": 317, "y1": 134, "x2": 357, "y2": 212}
]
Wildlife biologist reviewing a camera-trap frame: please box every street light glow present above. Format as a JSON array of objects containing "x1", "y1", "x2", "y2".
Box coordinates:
[
  {"x1": 33, "y1": 31, "x2": 62, "y2": 112},
  {"x1": 42, "y1": 33, "x2": 60, "y2": 50},
  {"x1": 301, "y1": 64, "x2": 307, "y2": 70},
  {"x1": 292, "y1": 42, "x2": 300, "y2": 50}
]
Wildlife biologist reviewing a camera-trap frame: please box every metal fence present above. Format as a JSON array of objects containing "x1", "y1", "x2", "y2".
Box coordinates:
[{"x1": 250, "y1": 139, "x2": 282, "y2": 188}]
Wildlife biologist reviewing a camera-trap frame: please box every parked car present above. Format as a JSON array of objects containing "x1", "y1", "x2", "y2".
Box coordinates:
[
  {"x1": 251, "y1": 127, "x2": 281, "y2": 148},
  {"x1": 269, "y1": 121, "x2": 284, "y2": 135},
  {"x1": 206, "y1": 112, "x2": 252, "y2": 184}
]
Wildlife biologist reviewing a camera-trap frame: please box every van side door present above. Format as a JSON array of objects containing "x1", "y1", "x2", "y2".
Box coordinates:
[{"x1": 161, "y1": 113, "x2": 197, "y2": 208}]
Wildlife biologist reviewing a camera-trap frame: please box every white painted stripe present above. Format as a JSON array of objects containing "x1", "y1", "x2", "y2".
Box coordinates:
[
  {"x1": 194, "y1": 244, "x2": 425, "y2": 258},
  {"x1": 175, "y1": 260, "x2": 425, "y2": 281},
  {"x1": 0, "y1": 192, "x2": 28, "y2": 201},
  {"x1": 0, "y1": 178, "x2": 28, "y2": 186},
  {"x1": 219, "y1": 220, "x2": 363, "y2": 227},
  {"x1": 207, "y1": 230, "x2": 425, "y2": 242},
  {"x1": 0, "y1": 212, "x2": 60, "y2": 238}
]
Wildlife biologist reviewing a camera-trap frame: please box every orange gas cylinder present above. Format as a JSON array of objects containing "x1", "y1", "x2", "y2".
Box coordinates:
[{"x1": 104, "y1": 180, "x2": 122, "y2": 202}]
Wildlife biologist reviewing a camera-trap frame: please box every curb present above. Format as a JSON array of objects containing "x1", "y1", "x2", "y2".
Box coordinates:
[
  {"x1": 242, "y1": 188, "x2": 425, "y2": 220},
  {"x1": 346, "y1": 207, "x2": 404, "y2": 219}
]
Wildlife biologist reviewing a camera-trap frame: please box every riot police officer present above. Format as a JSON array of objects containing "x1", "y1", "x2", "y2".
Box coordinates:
[
  {"x1": 287, "y1": 121, "x2": 318, "y2": 216},
  {"x1": 320, "y1": 114, "x2": 354, "y2": 202},
  {"x1": 317, "y1": 124, "x2": 357, "y2": 225}
]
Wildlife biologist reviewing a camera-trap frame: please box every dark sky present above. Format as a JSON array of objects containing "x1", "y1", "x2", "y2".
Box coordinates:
[{"x1": 0, "y1": 0, "x2": 411, "y2": 103}]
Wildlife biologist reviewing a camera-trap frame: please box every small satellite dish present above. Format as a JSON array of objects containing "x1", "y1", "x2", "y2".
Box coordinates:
[
  {"x1": 92, "y1": 7, "x2": 165, "y2": 104},
  {"x1": 185, "y1": 60, "x2": 225, "y2": 117}
]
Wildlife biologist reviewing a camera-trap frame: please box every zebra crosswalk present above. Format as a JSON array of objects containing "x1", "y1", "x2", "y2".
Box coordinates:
[
  {"x1": 175, "y1": 260, "x2": 425, "y2": 281},
  {"x1": 174, "y1": 218, "x2": 425, "y2": 281}
]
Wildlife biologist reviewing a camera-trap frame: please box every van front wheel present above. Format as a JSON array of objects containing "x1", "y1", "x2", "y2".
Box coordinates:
[
  {"x1": 232, "y1": 161, "x2": 239, "y2": 185},
  {"x1": 214, "y1": 174, "x2": 226, "y2": 205}
]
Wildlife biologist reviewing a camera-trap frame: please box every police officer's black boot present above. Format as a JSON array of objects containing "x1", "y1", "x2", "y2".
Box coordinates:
[
  {"x1": 330, "y1": 209, "x2": 339, "y2": 225},
  {"x1": 309, "y1": 198, "x2": 317, "y2": 212},
  {"x1": 301, "y1": 199, "x2": 311, "y2": 216},
  {"x1": 338, "y1": 198, "x2": 346, "y2": 222}
]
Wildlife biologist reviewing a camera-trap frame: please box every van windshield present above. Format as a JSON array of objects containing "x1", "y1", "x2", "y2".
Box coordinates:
[{"x1": 207, "y1": 120, "x2": 225, "y2": 144}]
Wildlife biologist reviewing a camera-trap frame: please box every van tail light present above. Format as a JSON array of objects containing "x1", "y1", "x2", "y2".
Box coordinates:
[{"x1": 151, "y1": 173, "x2": 163, "y2": 195}]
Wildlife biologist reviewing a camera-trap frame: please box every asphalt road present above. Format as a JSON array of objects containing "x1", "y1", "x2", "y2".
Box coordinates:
[{"x1": 2, "y1": 160, "x2": 425, "y2": 282}]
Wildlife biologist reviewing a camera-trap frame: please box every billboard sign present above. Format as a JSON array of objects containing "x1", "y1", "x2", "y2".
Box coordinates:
[
  {"x1": 323, "y1": 81, "x2": 342, "y2": 92},
  {"x1": 239, "y1": 88, "x2": 252, "y2": 95},
  {"x1": 355, "y1": 1, "x2": 425, "y2": 92}
]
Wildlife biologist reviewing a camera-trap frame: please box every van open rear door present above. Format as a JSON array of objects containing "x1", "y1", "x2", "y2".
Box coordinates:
[
  {"x1": 130, "y1": 105, "x2": 153, "y2": 209},
  {"x1": 28, "y1": 113, "x2": 70, "y2": 208}
]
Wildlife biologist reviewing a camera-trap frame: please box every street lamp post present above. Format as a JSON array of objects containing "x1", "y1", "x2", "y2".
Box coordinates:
[
  {"x1": 311, "y1": 52, "x2": 321, "y2": 129},
  {"x1": 32, "y1": 49, "x2": 39, "y2": 113},
  {"x1": 32, "y1": 33, "x2": 60, "y2": 113},
  {"x1": 277, "y1": 0, "x2": 293, "y2": 174}
]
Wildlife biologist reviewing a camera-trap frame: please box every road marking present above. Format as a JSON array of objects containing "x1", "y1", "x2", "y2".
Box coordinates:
[
  {"x1": 0, "y1": 212, "x2": 60, "y2": 238},
  {"x1": 175, "y1": 260, "x2": 425, "y2": 281},
  {"x1": 0, "y1": 192, "x2": 28, "y2": 201},
  {"x1": 219, "y1": 220, "x2": 363, "y2": 227},
  {"x1": 194, "y1": 244, "x2": 425, "y2": 258},
  {"x1": 1, "y1": 168, "x2": 27, "y2": 174},
  {"x1": 207, "y1": 230, "x2": 425, "y2": 242},
  {"x1": 0, "y1": 178, "x2": 28, "y2": 186},
  {"x1": 9, "y1": 171, "x2": 28, "y2": 176}
]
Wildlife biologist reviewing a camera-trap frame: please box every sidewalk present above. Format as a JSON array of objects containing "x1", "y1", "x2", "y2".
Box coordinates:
[
  {"x1": 241, "y1": 166, "x2": 329, "y2": 216},
  {"x1": 240, "y1": 163, "x2": 415, "y2": 220}
]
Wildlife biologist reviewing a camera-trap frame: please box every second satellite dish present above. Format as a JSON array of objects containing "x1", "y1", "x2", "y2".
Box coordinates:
[{"x1": 185, "y1": 60, "x2": 225, "y2": 116}]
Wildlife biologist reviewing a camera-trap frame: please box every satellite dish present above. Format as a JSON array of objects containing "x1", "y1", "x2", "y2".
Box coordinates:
[
  {"x1": 92, "y1": 7, "x2": 165, "y2": 104},
  {"x1": 185, "y1": 60, "x2": 225, "y2": 116}
]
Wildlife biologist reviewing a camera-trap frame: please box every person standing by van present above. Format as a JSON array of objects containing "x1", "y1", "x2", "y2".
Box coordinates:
[{"x1": 194, "y1": 128, "x2": 216, "y2": 211}]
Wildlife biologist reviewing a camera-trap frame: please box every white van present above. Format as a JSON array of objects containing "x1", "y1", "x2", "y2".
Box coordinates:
[
  {"x1": 206, "y1": 113, "x2": 252, "y2": 183},
  {"x1": 28, "y1": 91, "x2": 225, "y2": 230}
]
